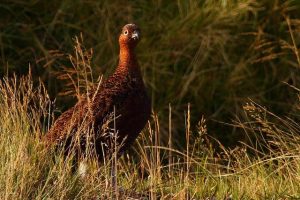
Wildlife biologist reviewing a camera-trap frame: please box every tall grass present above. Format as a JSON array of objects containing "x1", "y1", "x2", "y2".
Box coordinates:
[
  {"x1": 1, "y1": 70, "x2": 300, "y2": 199},
  {"x1": 1, "y1": 0, "x2": 300, "y2": 198}
]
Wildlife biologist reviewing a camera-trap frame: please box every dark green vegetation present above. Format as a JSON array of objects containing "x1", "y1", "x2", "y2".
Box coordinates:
[
  {"x1": 1, "y1": 0, "x2": 300, "y2": 198},
  {"x1": 1, "y1": 0, "x2": 300, "y2": 146}
]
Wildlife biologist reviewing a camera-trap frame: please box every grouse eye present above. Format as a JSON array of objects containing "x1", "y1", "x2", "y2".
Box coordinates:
[{"x1": 124, "y1": 30, "x2": 128, "y2": 35}]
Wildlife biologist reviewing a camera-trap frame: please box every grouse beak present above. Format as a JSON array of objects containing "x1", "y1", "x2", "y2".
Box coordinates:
[{"x1": 131, "y1": 31, "x2": 140, "y2": 41}]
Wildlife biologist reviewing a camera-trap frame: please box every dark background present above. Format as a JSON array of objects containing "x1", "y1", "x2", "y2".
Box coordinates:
[{"x1": 1, "y1": 0, "x2": 300, "y2": 148}]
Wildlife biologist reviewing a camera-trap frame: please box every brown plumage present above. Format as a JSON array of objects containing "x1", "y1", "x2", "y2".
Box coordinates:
[{"x1": 44, "y1": 24, "x2": 151, "y2": 160}]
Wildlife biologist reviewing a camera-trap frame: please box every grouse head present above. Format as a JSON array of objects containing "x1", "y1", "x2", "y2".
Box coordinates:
[{"x1": 119, "y1": 24, "x2": 141, "y2": 48}]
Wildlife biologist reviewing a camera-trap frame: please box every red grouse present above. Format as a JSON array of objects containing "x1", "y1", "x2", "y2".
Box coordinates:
[{"x1": 44, "y1": 24, "x2": 151, "y2": 161}]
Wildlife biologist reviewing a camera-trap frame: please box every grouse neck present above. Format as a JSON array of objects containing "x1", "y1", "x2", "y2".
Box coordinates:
[{"x1": 118, "y1": 45, "x2": 138, "y2": 70}]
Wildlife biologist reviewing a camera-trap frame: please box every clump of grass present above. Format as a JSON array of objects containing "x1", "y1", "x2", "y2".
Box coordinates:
[{"x1": 0, "y1": 72, "x2": 112, "y2": 199}]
